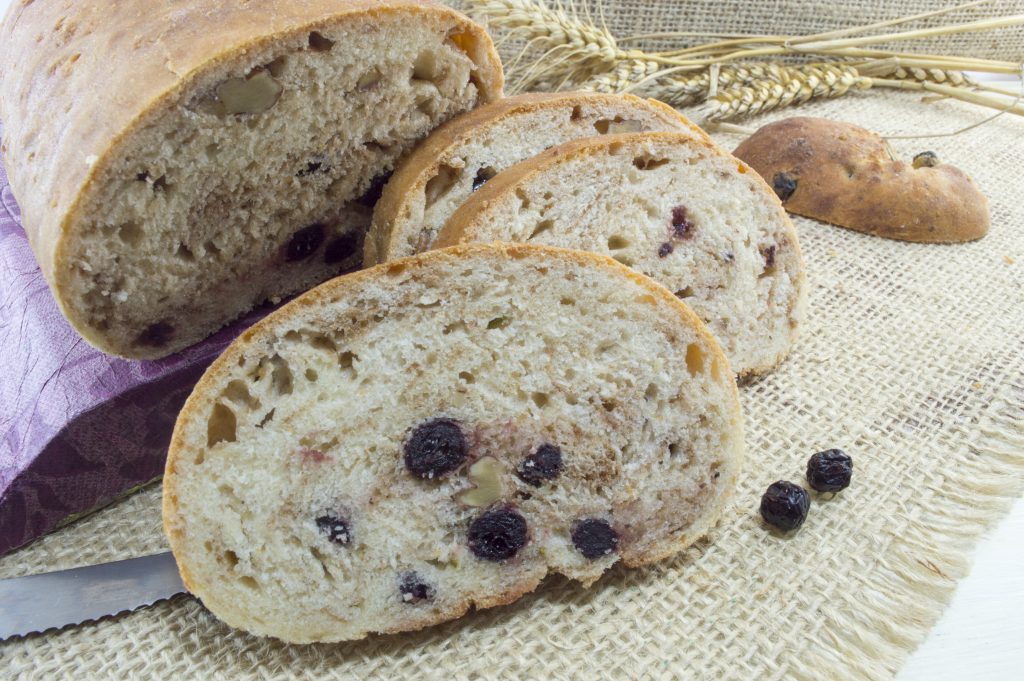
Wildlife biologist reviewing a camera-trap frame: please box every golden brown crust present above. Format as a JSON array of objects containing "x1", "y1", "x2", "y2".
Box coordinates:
[
  {"x1": 732, "y1": 117, "x2": 990, "y2": 243},
  {"x1": 0, "y1": 0, "x2": 502, "y2": 349},
  {"x1": 162, "y1": 242, "x2": 742, "y2": 640},
  {"x1": 365, "y1": 92, "x2": 708, "y2": 264}
]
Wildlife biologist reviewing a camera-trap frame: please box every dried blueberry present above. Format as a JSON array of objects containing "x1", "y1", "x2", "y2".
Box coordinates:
[
  {"x1": 324, "y1": 232, "x2": 359, "y2": 265},
  {"x1": 658, "y1": 242, "x2": 674, "y2": 258},
  {"x1": 135, "y1": 322, "x2": 175, "y2": 347},
  {"x1": 517, "y1": 444, "x2": 563, "y2": 487},
  {"x1": 399, "y1": 571, "x2": 434, "y2": 603},
  {"x1": 912, "y1": 151, "x2": 939, "y2": 169},
  {"x1": 571, "y1": 518, "x2": 618, "y2": 560},
  {"x1": 403, "y1": 418, "x2": 468, "y2": 479},
  {"x1": 285, "y1": 223, "x2": 326, "y2": 261},
  {"x1": 806, "y1": 449, "x2": 853, "y2": 493},
  {"x1": 772, "y1": 173, "x2": 797, "y2": 201},
  {"x1": 467, "y1": 507, "x2": 528, "y2": 561},
  {"x1": 761, "y1": 244, "x2": 777, "y2": 269},
  {"x1": 759, "y1": 481, "x2": 810, "y2": 531},
  {"x1": 316, "y1": 513, "x2": 351, "y2": 545},
  {"x1": 357, "y1": 171, "x2": 392, "y2": 207},
  {"x1": 671, "y1": 205, "x2": 695, "y2": 239},
  {"x1": 472, "y1": 166, "x2": 496, "y2": 191},
  {"x1": 296, "y1": 160, "x2": 327, "y2": 177}
]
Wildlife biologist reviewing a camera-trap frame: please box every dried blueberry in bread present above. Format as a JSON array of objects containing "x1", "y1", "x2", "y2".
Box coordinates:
[
  {"x1": 0, "y1": 0, "x2": 503, "y2": 359},
  {"x1": 365, "y1": 92, "x2": 708, "y2": 265},
  {"x1": 432, "y1": 132, "x2": 807, "y2": 378},
  {"x1": 163, "y1": 243, "x2": 744, "y2": 643}
]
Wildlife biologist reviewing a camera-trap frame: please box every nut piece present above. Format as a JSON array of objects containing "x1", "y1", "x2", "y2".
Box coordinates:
[
  {"x1": 216, "y1": 70, "x2": 283, "y2": 115},
  {"x1": 457, "y1": 456, "x2": 505, "y2": 507}
]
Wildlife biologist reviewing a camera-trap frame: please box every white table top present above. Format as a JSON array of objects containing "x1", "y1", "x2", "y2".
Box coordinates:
[{"x1": 0, "y1": 1, "x2": 1020, "y2": 676}]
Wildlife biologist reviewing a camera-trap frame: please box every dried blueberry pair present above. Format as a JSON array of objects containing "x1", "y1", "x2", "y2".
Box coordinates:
[{"x1": 759, "y1": 449, "x2": 853, "y2": 532}]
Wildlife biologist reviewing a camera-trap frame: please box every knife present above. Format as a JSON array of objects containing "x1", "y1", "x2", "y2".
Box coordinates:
[{"x1": 0, "y1": 552, "x2": 188, "y2": 641}]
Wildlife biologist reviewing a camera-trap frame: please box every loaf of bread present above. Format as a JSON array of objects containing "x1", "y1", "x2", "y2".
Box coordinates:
[
  {"x1": 733, "y1": 117, "x2": 990, "y2": 243},
  {"x1": 0, "y1": 0, "x2": 502, "y2": 359},
  {"x1": 163, "y1": 243, "x2": 744, "y2": 643},
  {"x1": 433, "y1": 132, "x2": 807, "y2": 377},
  {"x1": 364, "y1": 92, "x2": 706, "y2": 264}
]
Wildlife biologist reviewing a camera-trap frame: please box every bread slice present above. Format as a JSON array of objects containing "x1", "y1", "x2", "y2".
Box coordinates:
[
  {"x1": 364, "y1": 92, "x2": 707, "y2": 265},
  {"x1": 163, "y1": 243, "x2": 744, "y2": 643},
  {"x1": 0, "y1": 0, "x2": 502, "y2": 359},
  {"x1": 434, "y1": 132, "x2": 807, "y2": 377}
]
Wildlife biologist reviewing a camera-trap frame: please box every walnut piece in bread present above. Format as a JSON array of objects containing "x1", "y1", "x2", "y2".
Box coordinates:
[
  {"x1": 163, "y1": 243, "x2": 744, "y2": 643},
  {"x1": 0, "y1": 0, "x2": 503, "y2": 359},
  {"x1": 733, "y1": 117, "x2": 990, "y2": 243}
]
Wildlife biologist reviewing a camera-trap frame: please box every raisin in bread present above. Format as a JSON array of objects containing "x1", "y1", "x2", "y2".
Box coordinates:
[
  {"x1": 433, "y1": 132, "x2": 807, "y2": 377},
  {"x1": 0, "y1": 0, "x2": 502, "y2": 359},
  {"x1": 364, "y1": 91, "x2": 707, "y2": 264},
  {"x1": 163, "y1": 243, "x2": 744, "y2": 643}
]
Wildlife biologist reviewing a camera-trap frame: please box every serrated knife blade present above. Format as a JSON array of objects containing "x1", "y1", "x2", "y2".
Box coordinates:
[{"x1": 0, "y1": 551, "x2": 187, "y2": 641}]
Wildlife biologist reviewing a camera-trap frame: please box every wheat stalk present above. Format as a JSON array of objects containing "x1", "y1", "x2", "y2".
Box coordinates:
[
  {"x1": 464, "y1": 0, "x2": 1024, "y2": 120},
  {"x1": 702, "y1": 64, "x2": 871, "y2": 121}
]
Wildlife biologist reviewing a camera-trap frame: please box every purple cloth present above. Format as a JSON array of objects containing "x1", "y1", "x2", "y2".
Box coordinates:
[{"x1": 0, "y1": 132, "x2": 262, "y2": 555}]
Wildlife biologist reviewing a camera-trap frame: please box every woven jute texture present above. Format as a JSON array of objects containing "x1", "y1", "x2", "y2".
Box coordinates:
[
  {"x1": 3, "y1": 15, "x2": 1024, "y2": 680},
  {"x1": 453, "y1": 0, "x2": 1024, "y2": 60}
]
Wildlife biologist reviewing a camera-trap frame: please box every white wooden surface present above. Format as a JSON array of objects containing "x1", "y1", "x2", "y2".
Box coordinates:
[{"x1": 0, "y1": 1, "x2": 1020, "y2": 676}]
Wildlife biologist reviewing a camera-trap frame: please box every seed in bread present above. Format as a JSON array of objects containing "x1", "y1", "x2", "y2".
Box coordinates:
[
  {"x1": 162, "y1": 243, "x2": 745, "y2": 643},
  {"x1": 365, "y1": 92, "x2": 707, "y2": 265},
  {"x1": 733, "y1": 117, "x2": 990, "y2": 243},
  {"x1": 433, "y1": 132, "x2": 807, "y2": 378},
  {"x1": 0, "y1": 0, "x2": 503, "y2": 359}
]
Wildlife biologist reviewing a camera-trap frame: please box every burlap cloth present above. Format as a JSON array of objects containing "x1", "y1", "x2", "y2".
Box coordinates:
[{"x1": 3, "y1": 3, "x2": 1024, "y2": 679}]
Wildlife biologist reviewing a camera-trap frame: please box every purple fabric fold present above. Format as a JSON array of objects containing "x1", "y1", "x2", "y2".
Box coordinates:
[{"x1": 0, "y1": 131, "x2": 263, "y2": 555}]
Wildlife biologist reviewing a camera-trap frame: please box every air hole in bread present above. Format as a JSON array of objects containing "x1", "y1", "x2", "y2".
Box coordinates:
[
  {"x1": 595, "y1": 117, "x2": 643, "y2": 135},
  {"x1": 516, "y1": 188, "x2": 532, "y2": 211},
  {"x1": 207, "y1": 402, "x2": 237, "y2": 447},
  {"x1": 668, "y1": 441, "x2": 681, "y2": 457},
  {"x1": 486, "y1": 316, "x2": 510, "y2": 330},
  {"x1": 685, "y1": 344, "x2": 705, "y2": 376},
  {"x1": 256, "y1": 409, "x2": 275, "y2": 428},
  {"x1": 223, "y1": 380, "x2": 258, "y2": 409},
  {"x1": 310, "y1": 547, "x2": 336, "y2": 582},
  {"x1": 675, "y1": 286, "x2": 695, "y2": 299},
  {"x1": 174, "y1": 243, "x2": 194, "y2": 262},
  {"x1": 203, "y1": 239, "x2": 221, "y2": 257},
  {"x1": 633, "y1": 156, "x2": 670, "y2": 171},
  {"x1": 570, "y1": 105, "x2": 583, "y2": 121},
  {"x1": 117, "y1": 222, "x2": 143, "y2": 246},
  {"x1": 425, "y1": 164, "x2": 459, "y2": 206},
  {"x1": 412, "y1": 50, "x2": 440, "y2": 83},
  {"x1": 443, "y1": 321, "x2": 467, "y2": 335},
  {"x1": 305, "y1": 368, "x2": 319, "y2": 383},
  {"x1": 602, "y1": 399, "x2": 618, "y2": 412},
  {"x1": 222, "y1": 550, "x2": 239, "y2": 568},
  {"x1": 338, "y1": 351, "x2": 358, "y2": 380},
  {"x1": 612, "y1": 253, "x2": 634, "y2": 267},
  {"x1": 308, "y1": 31, "x2": 335, "y2": 52},
  {"x1": 268, "y1": 355, "x2": 293, "y2": 395},
  {"x1": 645, "y1": 383, "x2": 658, "y2": 400},
  {"x1": 309, "y1": 333, "x2": 338, "y2": 353},
  {"x1": 356, "y1": 69, "x2": 382, "y2": 91},
  {"x1": 238, "y1": 576, "x2": 259, "y2": 591},
  {"x1": 560, "y1": 296, "x2": 576, "y2": 306},
  {"x1": 532, "y1": 392, "x2": 550, "y2": 408},
  {"x1": 265, "y1": 56, "x2": 288, "y2": 79},
  {"x1": 528, "y1": 219, "x2": 554, "y2": 241},
  {"x1": 607, "y1": 235, "x2": 629, "y2": 251},
  {"x1": 458, "y1": 371, "x2": 476, "y2": 384}
]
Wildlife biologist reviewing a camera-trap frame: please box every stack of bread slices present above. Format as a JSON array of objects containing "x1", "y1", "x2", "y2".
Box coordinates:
[{"x1": 2, "y1": 0, "x2": 806, "y2": 645}]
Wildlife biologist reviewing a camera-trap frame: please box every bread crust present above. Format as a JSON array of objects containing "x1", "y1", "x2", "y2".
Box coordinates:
[
  {"x1": 433, "y1": 132, "x2": 807, "y2": 378},
  {"x1": 162, "y1": 242, "x2": 744, "y2": 642},
  {"x1": 732, "y1": 117, "x2": 990, "y2": 243},
  {"x1": 0, "y1": 0, "x2": 502, "y2": 351},
  {"x1": 365, "y1": 91, "x2": 708, "y2": 265}
]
